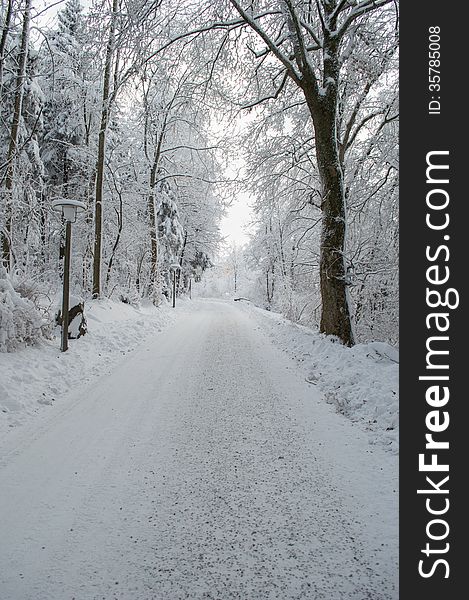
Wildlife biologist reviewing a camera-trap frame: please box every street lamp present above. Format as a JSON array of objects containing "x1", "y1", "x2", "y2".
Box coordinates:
[
  {"x1": 170, "y1": 263, "x2": 181, "y2": 308},
  {"x1": 51, "y1": 198, "x2": 86, "y2": 352}
]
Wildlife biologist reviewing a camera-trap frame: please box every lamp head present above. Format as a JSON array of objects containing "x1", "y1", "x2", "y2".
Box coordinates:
[{"x1": 51, "y1": 198, "x2": 86, "y2": 223}]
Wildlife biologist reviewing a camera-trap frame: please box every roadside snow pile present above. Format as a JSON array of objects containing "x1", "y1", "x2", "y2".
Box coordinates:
[
  {"x1": 243, "y1": 303, "x2": 399, "y2": 453},
  {"x1": 0, "y1": 298, "x2": 178, "y2": 436},
  {"x1": 0, "y1": 267, "x2": 52, "y2": 352}
]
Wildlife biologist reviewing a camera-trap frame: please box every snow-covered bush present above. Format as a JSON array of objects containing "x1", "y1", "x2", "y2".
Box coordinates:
[{"x1": 0, "y1": 267, "x2": 52, "y2": 352}]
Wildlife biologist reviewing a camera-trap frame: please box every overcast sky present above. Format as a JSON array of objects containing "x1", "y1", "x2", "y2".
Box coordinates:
[{"x1": 220, "y1": 192, "x2": 252, "y2": 247}]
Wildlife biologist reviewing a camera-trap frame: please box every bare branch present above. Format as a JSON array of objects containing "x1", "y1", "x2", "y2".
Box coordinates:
[
  {"x1": 299, "y1": 19, "x2": 322, "y2": 48},
  {"x1": 241, "y1": 69, "x2": 289, "y2": 109},
  {"x1": 228, "y1": 0, "x2": 302, "y2": 85},
  {"x1": 282, "y1": 0, "x2": 312, "y2": 74},
  {"x1": 161, "y1": 145, "x2": 219, "y2": 154},
  {"x1": 337, "y1": 0, "x2": 394, "y2": 38}
]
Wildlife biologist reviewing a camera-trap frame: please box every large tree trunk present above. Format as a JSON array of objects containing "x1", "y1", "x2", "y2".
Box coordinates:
[
  {"x1": 92, "y1": 0, "x2": 119, "y2": 298},
  {"x1": 303, "y1": 30, "x2": 354, "y2": 346},
  {"x1": 1, "y1": 0, "x2": 31, "y2": 270},
  {"x1": 314, "y1": 104, "x2": 354, "y2": 346}
]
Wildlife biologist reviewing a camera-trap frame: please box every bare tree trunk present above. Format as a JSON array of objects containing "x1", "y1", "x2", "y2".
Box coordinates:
[
  {"x1": 0, "y1": 0, "x2": 14, "y2": 90},
  {"x1": 271, "y1": 262, "x2": 275, "y2": 302},
  {"x1": 145, "y1": 91, "x2": 174, "y2": 296},
  {"x1": 148, "y1": 187, "x2": 158, "y2": 291},
  {"x1": 308, "y1": 93, "x2": 354, "y2": 345},
  {"x1": 148, "y1": 143, "x2": 163, "y2": 294},
  {"x1": 136, "y1": 251, "x2": 147, "y2": 294},
  {"x1": 302, "y1": 29, "x2": 354, "y2": 346},
  {"x1": 176, "y1": 231, "x2": 187, "y2": 293},
  {"x1": 92, "y1": 0, "x2": 119, "y2": 298},
  {"x1": 1, "y1": 0, "x2": 31, "y2": 270},
  {"x1": 39, "y1": 191, "x2": 47, "y2": 260},
  {"x1": 105, "y1": 193, "x2": 123, "y2": 290},
  {"x1": 278, "y1": 218, "x2": 288, "y2": 280}
]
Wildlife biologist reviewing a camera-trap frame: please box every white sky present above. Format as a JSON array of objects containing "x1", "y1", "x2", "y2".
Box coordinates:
[
  {"x1": 220, "y1": 192, "x2": 253, "y2": 247},
  {"x1": 34, "y1": 0, "x2": 67, "y2": 26}
]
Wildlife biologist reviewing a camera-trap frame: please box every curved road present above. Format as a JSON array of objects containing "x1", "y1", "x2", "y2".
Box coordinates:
[{"x1": 0, "y1": 300, "x2": 397, "y2": 599}]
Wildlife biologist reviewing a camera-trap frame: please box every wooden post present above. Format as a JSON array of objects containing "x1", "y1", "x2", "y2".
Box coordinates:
[{"x1": 61, "y1": 221, "x2": 71, "y2": 352}]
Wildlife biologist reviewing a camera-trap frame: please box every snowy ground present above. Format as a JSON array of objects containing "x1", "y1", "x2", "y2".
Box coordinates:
[
  {"x1": 0, "y1": 298, "x2": 398, "y2": 599},
  {"x1": 0, "y1": 298, "x2": 178, "y2": 438},
  {"x1": 236, "y1": 301, "x2": 399, "y2": 453}
]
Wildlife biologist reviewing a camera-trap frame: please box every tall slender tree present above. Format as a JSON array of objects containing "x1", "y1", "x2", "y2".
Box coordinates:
[
  {"x1": 92, "y1": 0, "x2": 119, "y2": 298},
  {"x1": 1, "y1": 0, "x2": 31, "y2": 270}
]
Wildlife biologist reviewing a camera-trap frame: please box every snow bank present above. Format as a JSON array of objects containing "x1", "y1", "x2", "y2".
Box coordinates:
[
  {"x1": 0, "y1": 298, "x2": 178, "y2": 436},
  {"x1": 241, "y1": 302, "x2": 399, "y2": 453}
]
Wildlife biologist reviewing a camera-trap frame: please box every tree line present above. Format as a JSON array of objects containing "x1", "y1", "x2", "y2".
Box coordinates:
[
  {"x1": 1, "y1": 0, "x2": 398, "y2": 347},
  {"x1": 1, "y1": 0, "x2": 222, "y2": 308}
]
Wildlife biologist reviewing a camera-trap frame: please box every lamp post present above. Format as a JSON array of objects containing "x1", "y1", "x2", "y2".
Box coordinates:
[
  {"x1": 170, "y1": 263, "x2": 181, "y2": 308},
  {"x1": 52, "y1": 199, "x2": 86, "y2": 352}
]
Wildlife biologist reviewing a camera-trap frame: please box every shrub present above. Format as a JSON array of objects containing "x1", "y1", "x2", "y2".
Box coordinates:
[{"x1": 0, "y1": 267, "x2": 52, "y2": 352}]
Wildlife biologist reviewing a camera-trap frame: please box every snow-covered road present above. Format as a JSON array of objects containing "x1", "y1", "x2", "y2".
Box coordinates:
[{"x1": 0, "y1": 299, "x2": 398, "y2": 599}]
